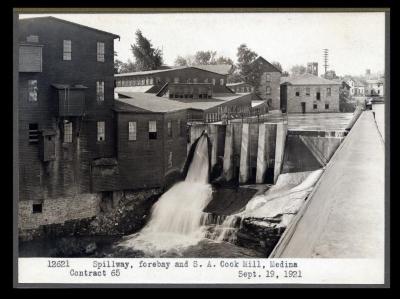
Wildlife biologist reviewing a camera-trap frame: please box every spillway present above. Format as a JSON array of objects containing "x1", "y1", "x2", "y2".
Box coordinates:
[{"x1": 119, "y1": 134, "x2": 213, "y2": 255}]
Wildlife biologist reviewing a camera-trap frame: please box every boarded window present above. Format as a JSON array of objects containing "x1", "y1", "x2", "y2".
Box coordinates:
[
  {"x1": 266, "y1": 74, "x2": 271, "y2": 81},
  {"x1": 306, "y1": 88, "x2": 311, "y2": 96},
  {"x1": 266, "y1": 86, "x2": 271, "y2": 95},
  {"x1": 32, "y1": 203, "x2": 42, "y2": 214},
  {"x1": 327, "y1": 88, "x2": 331, "y2": 96},
  {"x1": 220, "y1": 78, "x2": 224, "y2": 85},
  {"x1": 28, "y1": 80, "x2": 38, "y2": 102},
  {"x1": 63, "y1": 40, "x2": 71, "y2": 60},
  {"x1": 204, "y1": 78, "x2": 209, "y2": 83},
  {"x1": 97, "y1": 121, "x2": 105, "y2": 141},
  {"x1": 193, "y1": 78, "x2": 198, "y2": 83},
  {"x1": 96, "y1": 81, "x2": 105, "y2": 101},
  {"x1": 28, "y1": 123, "x2": 39, "y2": 143},
  {"x1": 64, "y1": 121, "x2": 73, "y2": 143},
  {"x1": 212, "y1": 78, "x2": 216, "y2": 85},
  {"x1": 128, "y1": 121, "x2": 137, "y2": 141},
  {"x1": 174, "y1": 77, "x2": 179, "y2": 83},
  {"x1": 97, "y1": 42, "x2": 105, "y2": 62},
  {"x1": 149, "y1": 120, "x2": 157, "y2": 139}
]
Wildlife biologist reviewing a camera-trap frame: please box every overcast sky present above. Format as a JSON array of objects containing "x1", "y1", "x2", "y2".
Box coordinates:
[{"x1": 19, "y1": 12, "x2": 385, "y2": 76}]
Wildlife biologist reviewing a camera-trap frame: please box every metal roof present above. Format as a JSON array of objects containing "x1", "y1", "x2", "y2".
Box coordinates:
[
  {"x1": 281, "y1": 73, "x2": 341, "y2": 86},
  {"x1": 115, "y1": 92, "x2": 189, "y2": 113},
  {"x1": 115, "y1": 91, "x2": 250, "y2": 112}
]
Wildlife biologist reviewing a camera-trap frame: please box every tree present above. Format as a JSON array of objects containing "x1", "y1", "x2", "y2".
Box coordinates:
[
  {"x1": 194, "y1": 50, "x2": 217, "y2": 65},
  {"x1": 114, "y1": 51, "x2": 136, "y2": 74},
  {"x1": 131, "y1": 29, "x2": 163, "y2": 71},
  {"x1": 236, "y1": 44, "x2": 258, "y2": 82},
  {"x1": 174, "y1": 55, "x2": 188, "y2": 66},
  {"x1": 216, "y1": 56, "x2": 234, "y2": 65},
  {"x1": 119, "y1": 59, "x2": 137, "y2": 73},
  {"x1": 282, "y1": 71, "x2": 290, "y2": 77},
  {"x1": 271, "y1": 61, "x2": 283, "y2": 72},
  {"x1": 290, "y1": 65, "x2": 307, "y2": 76}
]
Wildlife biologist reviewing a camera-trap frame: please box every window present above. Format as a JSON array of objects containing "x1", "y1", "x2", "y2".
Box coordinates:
[
  {"x1": 97, "y1": 121, "x2": 105, "y2": 141},
  {"x1": 128, "y1": 121, "x2": 137, "y2": 141},
  {"x1": 266, "y1": 86, "x2": 271, "y2": 95},
  {"x1": 32, "y1": 203, "x2": 42, "y2": 214},
  {"x1": 327, "y1": 88, "x2": 331, "y2": 96},
  {"x1": 64, "y1": 121, "x2": 73, "y2": 143},
  {"x1": 149, "y1": 121, "x2": 157, "y2": 139},
  {"x1": 325, "y1": 104, "x2": 329, "y2": 109},
  {"x1": 97, "y1": 42, "x2": 105, "y2": 62},
  {"x1": 313, "y1": 104, "x2": 318, "y2": 109},
  {"x1": 96, "y1": 81, "x2": 105, "y2": 101},
  {"x1": 167, "y1": 121, "x2": 172, "y2": 138},
  {"x1": 63, "y1": 40, "x2": 71, "y2": 60},
  {"x1": 27, "y1": 35, "x2": 39, "y2": 43},
  {"x1": 306, "y1": 88, "x2": 310, "y2": 96},
  {"x1": 212, "y1": 78, "x2": 216, "y2": 85},
  {"x1": 28, "y1": 80, "x2": 38, "y2": 102},
  {"x1": 178, "y1": 119, "x2": 185, "y2": 137},
  {"x1": 220, "y1": 78, "x2": 224, "y2": 85},
  {"x1": 316, "y1": 88, "x2": 321, "y2": 100},
  {"x1": 295, "y1": 88, "x2": 300, "y2": 96},
  {"x1": 266, "y1": 74, "x2": 271, "y2": 81},
  {"x1": 28, "y1": 123, "x2": 39, "y2": 144},
  {"x1": 174, "y1": 77, "x2": 179, "y2": 83}
]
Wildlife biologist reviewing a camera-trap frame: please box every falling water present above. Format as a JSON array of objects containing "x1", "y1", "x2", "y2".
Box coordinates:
[{"x1": 119, "y1": 134, "x2": 213, "y2": 254}]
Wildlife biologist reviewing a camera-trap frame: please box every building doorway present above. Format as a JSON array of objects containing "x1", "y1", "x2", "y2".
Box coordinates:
[{"x1": 301, "y1": 102, "x2": 306, "y2": 114}]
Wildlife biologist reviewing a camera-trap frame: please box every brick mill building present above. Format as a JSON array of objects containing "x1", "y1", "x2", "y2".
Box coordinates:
[
  {"x1": 280, "y1": 73, "x2": 340, "y2": 113},
  {"x1": 248, "y1": 56, "x2": 282, "y2": 111}
]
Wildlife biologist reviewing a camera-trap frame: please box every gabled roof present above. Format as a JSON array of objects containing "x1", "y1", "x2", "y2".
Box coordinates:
[
  {"x1": 19, "y1": 16, "x2": 120, "y2": 39},
  {"x1": 281, "y1": 73, "x2": 341, "y2": 86},
  {"x1": 251, "y1": 56, "x2": 282, "y2": 73},
  {"x1": 192, "y1": 64, "x2": 233, "y2": 75}
]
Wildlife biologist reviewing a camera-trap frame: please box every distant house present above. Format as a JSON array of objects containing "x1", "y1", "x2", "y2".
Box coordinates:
[
  {"x1": 226, "y1": 82, "x2": 254, "y2": 94},
  {"x1": 248, "y1": 56, "x2": 282, "y2": 111},
  {"x1": 345, "y1": 77, "x2": 366, "y2": 96},
  {"x1": 280, "y1": 73, "x2": 340, "y2": 113},
  {"x1": 366, "y1": 78, "x2": 384, "y2": 97}
]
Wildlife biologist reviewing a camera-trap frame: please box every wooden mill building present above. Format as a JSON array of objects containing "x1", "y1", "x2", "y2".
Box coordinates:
[{"x1": 17, "y1": 16, "x2": 121, "y2": 234}]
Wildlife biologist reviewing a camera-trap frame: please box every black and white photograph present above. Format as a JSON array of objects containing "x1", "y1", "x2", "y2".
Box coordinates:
[{"x1": 13, "y1": 7, "x2": 389, "y2": 286}]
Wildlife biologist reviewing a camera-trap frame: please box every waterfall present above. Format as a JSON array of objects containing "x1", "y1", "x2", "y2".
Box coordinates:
[{"x1": 119, "y1": 134, "x2": 213, "y2": 254}]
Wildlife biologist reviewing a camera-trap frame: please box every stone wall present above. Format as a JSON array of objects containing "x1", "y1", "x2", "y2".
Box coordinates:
[
  {"x1": 286, "y1": 84, "x2": 340, "y2": 113},
  {"x1": 18, "y1": 193, "x2": 101, "y2": 231},
  {"x1": 256, "y1": 71, "x2": 281, "y2": 111},
  {"x1": 18, "y1": 188, "x2": 162, "y2": 241}
]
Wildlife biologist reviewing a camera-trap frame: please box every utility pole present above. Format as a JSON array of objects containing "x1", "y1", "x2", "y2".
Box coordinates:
[{"x1": 323, "y1": 49, "x2": 329, "y2": 77}]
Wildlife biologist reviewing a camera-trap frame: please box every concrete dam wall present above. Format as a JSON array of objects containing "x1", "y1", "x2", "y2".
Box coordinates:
[
  {"x1": 188, "y1": 122, "x2": 288, "y2": 184},
  {"x1": 188, "y1": 123, "x2": 345, "y2": 186}
]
